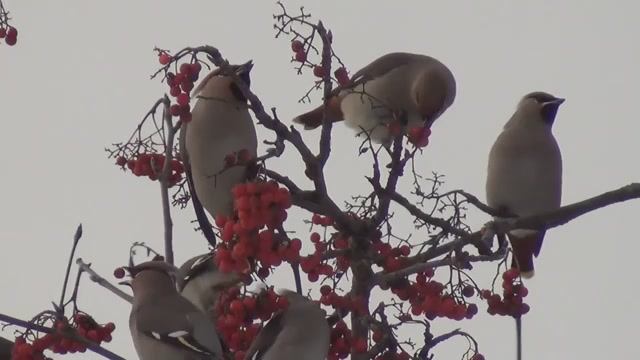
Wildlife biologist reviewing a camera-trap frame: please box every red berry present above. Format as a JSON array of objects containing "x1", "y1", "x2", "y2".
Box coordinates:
[
  {"x1": 408, "y1": 126, "x2": 431, "y2": 147},
  {"x1": 229, "y1": 300, "x2": 245, "y2": 316},
  {"x1": 462, "y1": 285, "x2": 475, "y2": 298},
  {"x1": 115, "y1": 156, "x2": 127, "y2": 167},
  {"x1": 320, "y1": 285, "x2": 332, "y2": 296},
  {"x1": 215, "y1": 215, "x2": 228, "y2": 227},
  {"x1": 170, "y1": 104, "x2": 182, "y2": 117},
  {"x1": 113, "y1": 267, "x2": 125, "y2": 279},
  {"x1": 294, "y1": 51, "x2": 307, "y2": 62},
  {"x1": 399, "y1": 245, "x2": 410, "y2": 256},
  {"x1": 307, "y1": 271, "x2": 319, "y2": 282},
  {"x1": 290, "y1": 238, "x2": 302, "y2": 252},
  {"x1": 158, "y1": 52, "x2": 171, "y2": 65},
  {"x1": 291, "y1": 40, "x2": 304, "y2": 52},
  {"x1": 503, "y1": 268, "x2": 520, "y2": 281},
  {"x1": 313, "y1": 66, "x2": 327, "y2": 78},
  {"x1": 177, "y1": 93, "x2": 190, "y2": 106},
  {"x1": 181, "y1": 81, "x2": 194, "y2": 93},
  {"x1": 6, "y1": 27, "x2": 17, "y2": 44},
  {"x1": 466, "y1": 303, "x2": 479, "y2": 319},
  {"x1": 191, "y1": 62, "x2": 202, "y2": 74},
  {"x1": 471, "y1": 354, "x2": 485, "y2": 360},
  {"x1": 5, "y1": 33, "x2": 16, "y2": 46},
  {"x1": 310, "y1": 232, "x2": 321, "y2": 243},
  {"x1": 180, "y1": 112, "x2": 192, "y2": 123},
  {"x1": 311, "y1": 214, "x2": 323, "y2": 225},
  {"x1": 334, "y1": 67, "x2": 350, "y2": 86},
  {"x1": 179, "y1": 63, "x2": 192, "y2": 75},
  {"x1": 103, "y1": 322, "x2": 116, "y2": 333}
]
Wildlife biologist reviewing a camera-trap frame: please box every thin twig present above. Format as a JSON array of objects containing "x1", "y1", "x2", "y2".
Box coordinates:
[
  {"x1": 159, "y1": 95, "x2": 175, "y2": 264},
  {"x1": 75, "y1": 258, "x2": 132, "y2": 303},
  {"x1": 58, "y1": 224, "x2": 83, "y2": 312}
]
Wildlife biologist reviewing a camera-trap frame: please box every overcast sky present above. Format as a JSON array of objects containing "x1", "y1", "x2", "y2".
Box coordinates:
[{"x1": 1, "y1": 1, "x2": 639, "y2": 359}]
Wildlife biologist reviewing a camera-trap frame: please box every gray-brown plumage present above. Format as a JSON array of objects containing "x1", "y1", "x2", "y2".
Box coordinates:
[
  {"x1": 126, "y1": 260, "x2": 224, "y2": 360},
  {"x1": 244, "y1": 290, "x2": 330, "y2": 360},
  {"x1": 177, "y1": 253, "x2": 242, "y2": 314},
  {"x1": 293, "y1": 52, "x2": 456, "y2": 144},
  {"x1": 179, "y1": 61, "x2": 258, "y2": 220},
  {"x1": 486, "y1": 91, "x2": 564, "y2": 278}
]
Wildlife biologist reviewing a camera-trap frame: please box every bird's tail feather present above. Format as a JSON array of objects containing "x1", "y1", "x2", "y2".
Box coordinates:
[
  {"x1": 292, "y1": 96, "x2": 344, "y2": 129},
  {"x1": 508, "y1": 234, "x2": 537, "y2": 278}
]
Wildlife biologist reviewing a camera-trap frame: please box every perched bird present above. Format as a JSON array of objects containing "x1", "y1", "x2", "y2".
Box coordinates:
[
  {"x1": 180, "y1": 61, "x2": 258, "y2": 220},
  {"x1": 244, "y1": 289, "x2": 330, "y2": 360},
  {"x1": 486, "y1": 91, "x2": 565, "y2": 278},
  {"x1": 125, "y1": 260, "x2": 224, "y2": 360},
  {"x1": 293, "y1": 52, "x2": 457, "y2": 144},
  {"x1": 176, "y1": 253, "x2": 242, "y2": 314}
]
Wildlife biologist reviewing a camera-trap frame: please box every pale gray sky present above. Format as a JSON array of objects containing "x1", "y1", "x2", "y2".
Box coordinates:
[{"x1": 1, "y1": 1, "x2": 639, "y2": 359}]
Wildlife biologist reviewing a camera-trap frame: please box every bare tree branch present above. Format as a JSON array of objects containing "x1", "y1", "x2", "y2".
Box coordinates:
[{"x1": 75, "y1": 258, "x2": 132, "y2": 304}]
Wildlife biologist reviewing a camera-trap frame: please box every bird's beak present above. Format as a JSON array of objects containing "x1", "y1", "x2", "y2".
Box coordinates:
[
  {"x1": 544, "y1": 98, "x2": 565, "y2": 106},
  {"x1": 237, "y1": 60, "x2": 254, "y2": 75}
]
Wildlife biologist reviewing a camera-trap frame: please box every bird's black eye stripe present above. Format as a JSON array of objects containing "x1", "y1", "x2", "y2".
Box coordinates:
[
  {"x1": 230, "y1": 83, "x2": 247, "y2": 102},
  {"x1": 229, "y1": 70, "x2": 251, "y2": 102}
]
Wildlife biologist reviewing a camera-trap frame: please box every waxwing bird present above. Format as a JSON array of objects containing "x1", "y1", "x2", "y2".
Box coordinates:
[
  {"x1": 244, "y1": 289, "x2": 330, "y2": 360},
  {"x1": 180, "y1": 61, "x2": 258, "y2": 220},
  {"x1": 177, "y1": 253, "x2": 243, "y2": 314},
  {"x1": 293, "y1": 52, "x2": 457, "y2": 144},
  {"x1": 125, "y1": 260, "x2": 224, "y2": 360},
  {"x1": 486, "y1": 91, "x2": 564, "y2": 279}
]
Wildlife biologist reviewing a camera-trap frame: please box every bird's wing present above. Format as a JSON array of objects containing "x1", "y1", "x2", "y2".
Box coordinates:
[
  {"x1": 244, "y1": 312, "x2": 285, "y2": 360},
  {"x1": 179, "y1": 121, "x2": 218, "y2": 247},
  {"x1": 135, "y1": 298, "x2": 219, "y2": 356},
  {"x1": 177, "y1": 253, "x2": 214, "y2": 291},
  {"x1": 348, "y1": 52, "x2": 422, "y2": 88}
]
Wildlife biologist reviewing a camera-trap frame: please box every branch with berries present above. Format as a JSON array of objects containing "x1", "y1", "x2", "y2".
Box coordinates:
[
  {"x1": 0, "y1": 226, "x2": 125, "y2": 359},
  {"x1": 97, "y1": 3, "x2": 640, "y2": 360},
  {"x1": 0, "y1": 0, "x2": 17, "y2": 46}
]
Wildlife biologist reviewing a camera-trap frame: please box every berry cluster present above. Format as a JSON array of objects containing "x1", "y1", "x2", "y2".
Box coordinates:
[
  {"x1": 291, "y1": 40, "x2": 308, "y2": 63},
  {"x1": 11, "y1": 314, "x2": 115, "y2": 359},
  {"x1": 407, "y1": 126, "x2": 431, "y2": 148},
  {"x1": 386, "y1": 121, "x2": 432, "y2": 148},
  {"x1": 372, "y1": 240, "x2": 411, "y2": 272},
  {"x1": 299, "y1": 233, "x2": 337, "y2": 282},
  {"x1": 214, "y1": 181, "x2": 293, "y2": 274},
  {"x1": 157, "y1": 51, "x2": 203, "y2": 124},
  {"x1": 319, "y1": 286, "x2": 367, "y2": 316},
  {"x1": 389, "y1": 269, "x2": 478, "y2": 321},
  {"x1": 116, "y1": 153, "x2": 184, "y2": 187},
  {"x1": 481, "y1": 268, "x2": 530, "y2": 317},
  {"x1": 291, "y1": 40, "x2": 350, "y2": 86},
  {"x1": 327, "y1": 320, "x2": 368, "y2": 359},
  {"x1": 300, "y1": 217, "x2": 350, "y2": 282},
  {"x1": 0, "y1": 26, "x2": 17, "y2": 46},
  {"x1": 214, "y1": 288, "x2": 288, "y2": 359}
]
